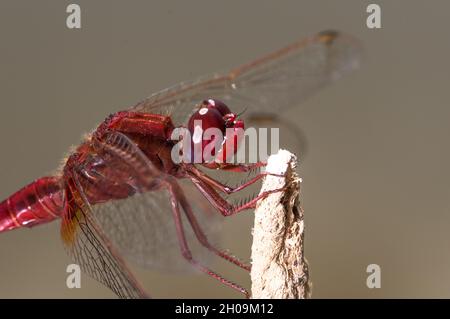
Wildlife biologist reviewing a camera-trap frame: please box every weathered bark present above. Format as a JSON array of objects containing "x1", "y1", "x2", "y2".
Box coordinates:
[{"x1": 251, "y1": 150, "x2": 310, "y2": 299}]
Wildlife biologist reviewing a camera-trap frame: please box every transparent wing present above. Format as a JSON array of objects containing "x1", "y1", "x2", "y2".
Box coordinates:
[
  {"x1": 246, "y1": 113, "x2": 309, "y2": 158},
  {"x1": 92, "y1": 179, "x2": 223, "y2": 272},
  {"x1": 130, "y1": 30, "x2": 362, "y2": 125},
  {"x1": 61, "y1": 177, "x2": 148, "y2": 299}
]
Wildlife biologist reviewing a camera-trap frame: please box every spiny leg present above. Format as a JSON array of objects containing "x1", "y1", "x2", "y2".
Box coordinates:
[
  {"x1": 189, "y1": 173, "x2": 285, "y2": 217},
  {"x1": 187, "y1": 164, "x2": 283, "y2": 195},
  {"x1": 201, "y1": 161, "x2": 266, "y2": 172},
  {"x1": 168, "y1": 183, "x2": 249, "y2": 297},
  {"x1": 171, "y1": 181, "x2": 251, "y2": 271}
]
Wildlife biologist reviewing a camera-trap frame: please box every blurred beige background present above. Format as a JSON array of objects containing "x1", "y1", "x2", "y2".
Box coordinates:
[{"x1": 0, "y1": 0, "x2": 449, "y2": 298}]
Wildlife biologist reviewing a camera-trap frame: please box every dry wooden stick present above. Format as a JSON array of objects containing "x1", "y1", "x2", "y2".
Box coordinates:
[{"x1": 251, "y1": 149, "x2": 310, "y2": 299}]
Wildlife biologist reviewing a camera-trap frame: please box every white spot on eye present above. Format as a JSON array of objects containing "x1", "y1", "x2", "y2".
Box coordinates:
[
  {"x1": 199, "y1": 108, "x2": 208, "y2": 115},
  {"x1": 207, "y1": 99, "x2": 215, "y2": 106},
  {"x1": 193, "y1": 126, "x2": 203, "y2": 144}
]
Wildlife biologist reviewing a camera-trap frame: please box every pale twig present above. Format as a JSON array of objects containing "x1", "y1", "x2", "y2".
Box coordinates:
[{"x1": 251, "y1": 149, "x2": 310, "y2": 299}]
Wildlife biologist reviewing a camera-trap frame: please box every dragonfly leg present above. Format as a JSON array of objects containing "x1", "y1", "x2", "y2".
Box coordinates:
[
  {"x1": 201, "y1": 161, "x2": 266, "y2": 172},
  {"x1": 189, "y1": 174, "x2": 286, "y2": 217},
  {"x1": 168, "y1": 183, "x2": 250, "y2": 298},
  {"x1": 187, "y1": 164, "x2": 283, "y2": 195},
  {"x1": 171, "y1": 181, "x2": 251, "y2": 271}
]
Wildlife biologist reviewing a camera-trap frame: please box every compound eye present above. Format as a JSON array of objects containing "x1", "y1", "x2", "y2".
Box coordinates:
[
  {"x1": 202, "y1": 99, "x2": 231, "y2": 116},
  {"x1": 188, "y1": 106, "x2": 225, "y2": 137},
  {"x1": 187, "y1": 106, "x2": 226, "y2": 163}
]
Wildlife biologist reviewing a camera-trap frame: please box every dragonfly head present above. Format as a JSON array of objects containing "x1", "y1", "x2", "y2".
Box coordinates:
[{"x1": 187, "y1": 99, "x2": 244, "y2": 164}]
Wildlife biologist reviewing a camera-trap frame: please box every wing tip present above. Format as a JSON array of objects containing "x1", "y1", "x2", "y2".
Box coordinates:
[
  {"x1": 317, "y1": 30, "x2": 340, "y2": 44},
  {"x1": 318, "y1": 29, "x2": 364, "y2": 69}
]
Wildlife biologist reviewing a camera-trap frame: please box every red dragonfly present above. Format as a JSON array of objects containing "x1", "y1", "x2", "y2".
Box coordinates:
[{"x1": 0, "y1": 30, "x2": 361, "y2": 298}]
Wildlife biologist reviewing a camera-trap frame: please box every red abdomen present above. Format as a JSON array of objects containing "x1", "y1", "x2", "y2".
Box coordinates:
[{"x1": 0, "y1": 176, "x2": 65, "y2": 232}]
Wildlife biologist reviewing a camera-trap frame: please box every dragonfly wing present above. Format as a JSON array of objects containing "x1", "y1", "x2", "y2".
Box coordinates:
[
  {"x1": 91, "y1": 179, "x2": 223, "y2": 272},
  {"x1": 223, "y1": 30, "x2": 362, "y2": 116},
  {"x1": 246, "y1": 113, "x2": 309, "y2": 158},
  {"x1": 61, "y1": 176, "x2": 148, "y2": 299},
  {"x1": 131, "y1": 73, "x2": 229, "y2": 126},
  {"x1": 130, "y1": 30, "x2": 362, "y2": 124}
]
